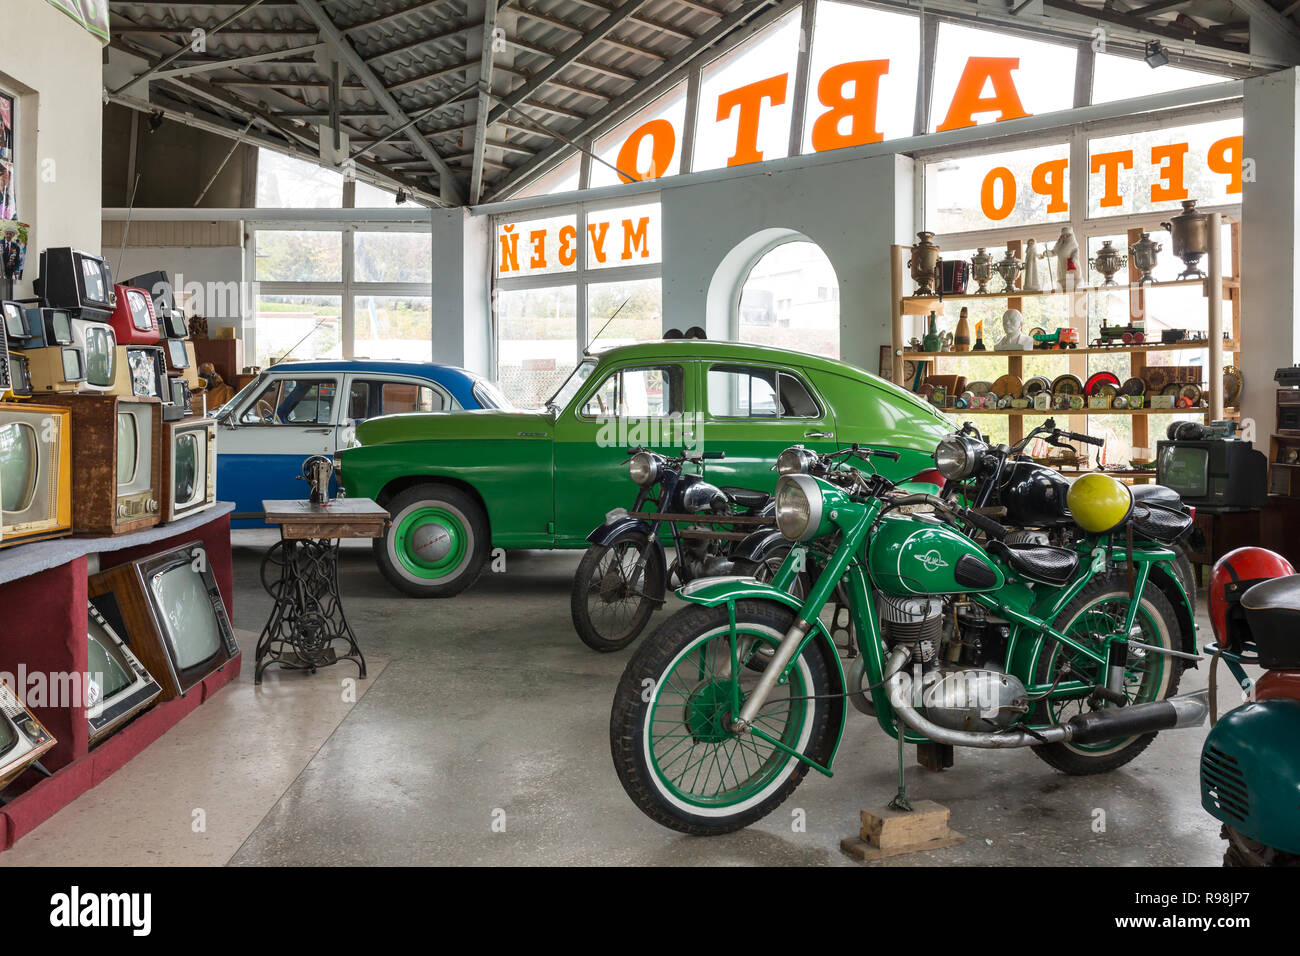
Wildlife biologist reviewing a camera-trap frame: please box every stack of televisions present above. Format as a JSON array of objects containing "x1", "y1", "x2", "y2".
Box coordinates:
[{"x1": 0, "y1": 249, "x2": 234, "y2": 782}]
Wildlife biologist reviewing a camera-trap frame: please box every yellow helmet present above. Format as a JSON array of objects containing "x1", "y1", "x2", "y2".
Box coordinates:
[{"x1": 1067, "y1": 473, "x2": 1134, "y2": 534}]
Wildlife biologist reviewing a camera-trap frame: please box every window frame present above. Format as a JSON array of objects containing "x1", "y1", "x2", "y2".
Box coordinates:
[
  {"x1": 703, "y1": 362, "x2": 824, "y2": 422},
  {"x1": 575, "y1": 362, "x2": 685, "y2": 422},
  {"x1": 237, "y1": 375, "x2": 343, "y2": 426}
]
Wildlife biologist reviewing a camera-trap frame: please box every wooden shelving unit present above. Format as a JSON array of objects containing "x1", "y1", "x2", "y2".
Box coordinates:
[{"x1": 889, "y1": 219, "x2": 1242, "y2": 462}]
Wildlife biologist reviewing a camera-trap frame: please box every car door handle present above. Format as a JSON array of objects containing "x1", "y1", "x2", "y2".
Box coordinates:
[
  {"x1": 804, "y1": 431, "x2": 832, "y2": 439},
  {"x1": 304, "y1": 428, "x2": 333, "y2": 434}
]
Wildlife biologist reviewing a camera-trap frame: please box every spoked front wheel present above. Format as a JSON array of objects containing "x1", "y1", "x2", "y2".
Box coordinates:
[
  {"x1": 610, "y1": 600, "x2": 834, "y2": 835},
  {"x1": 1032, "y1": 572, "x2": 1183, "y2": 775},
  {"x1": 571, "y1": 531, "x2": 665, "y2": 652}
]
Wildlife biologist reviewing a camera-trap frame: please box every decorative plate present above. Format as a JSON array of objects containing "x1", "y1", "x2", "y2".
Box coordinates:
[
  {"x1": 990, "y1": 374, "x2": 1023, "y2": 398},
  {"x1": 1223, "y1": 365, "x2": 1243, "y2": 406},
  {"x1": 967, "y1": 380, "x2": 994, "y2": 396},
  {"x1": 1050, "y1": 373, "x2": 1085, "y2": 397},
  {"x1": 1084, "y1": 371, "x2": 1121, "y2": 396},
  {"x1": 1119, "y1": 377, "x2": 1146, "y2": 396}
]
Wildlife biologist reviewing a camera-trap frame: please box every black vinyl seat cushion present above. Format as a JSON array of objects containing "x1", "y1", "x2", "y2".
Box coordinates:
[
  {"x1": 1242, "y1": 574, "x2": 1300, "y2": 668},
  {"x1": 1128, "y1": 502, "x2": 1193, "y2": 544},
  {"x1": 1132, "y1": 484, "x2": 1184, "y2": 510},
  {"x1": 721, "y1": 487, "x2": 770, "y2": 511},
  {"x1": 989, "y1": 541, "x2": 1080, "y2": 586}
]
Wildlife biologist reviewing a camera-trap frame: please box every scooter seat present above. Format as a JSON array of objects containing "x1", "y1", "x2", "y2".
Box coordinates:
[
  {"x1": 1132, "y1": 484, "x2": 1184, "y2": 510},
  {"x1": 1242, "y1": 575, "x2": 1300, "y2": 669},
  {"x1": 721, "y1": 487, "x2": 770, "y2": 511},
  {"x1": 988, "y1": 540, "x2": 1079, "y2": 586}
]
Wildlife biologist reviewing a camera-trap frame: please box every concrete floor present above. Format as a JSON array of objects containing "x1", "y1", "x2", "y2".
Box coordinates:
[{"x1": 4, "y1": 533, "x2": 1238, "y2": 866}]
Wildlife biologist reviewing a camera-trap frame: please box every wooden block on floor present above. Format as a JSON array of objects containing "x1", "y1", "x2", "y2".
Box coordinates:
[
  {"x1": 840, "y1": 831, "x2": 965, "y2": 862},
  {"x1": 859, "y1": 799, "x2": 950, "y2": 849}
]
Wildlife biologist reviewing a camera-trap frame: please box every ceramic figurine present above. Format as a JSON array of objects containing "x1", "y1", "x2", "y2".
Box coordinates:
[
  {"x1": 1023, "y1": 238, "x2": 1044, "y2": 292},
  {"x1": 1047, "y1": 226, "x2": 1080, "y2": 292},
  {"x1": 994, "y1": 308, "x2": 1035, "y2": 351}
]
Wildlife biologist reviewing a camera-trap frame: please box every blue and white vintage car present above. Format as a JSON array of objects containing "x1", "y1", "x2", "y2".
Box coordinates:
[{"x1": 213, "y1": 360, "x2": 510, "y2": 525}]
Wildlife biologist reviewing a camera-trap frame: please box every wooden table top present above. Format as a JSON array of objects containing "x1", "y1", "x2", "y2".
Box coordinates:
[{"x1": 262, "y1": 498, "x2": 389, "y2": 539}]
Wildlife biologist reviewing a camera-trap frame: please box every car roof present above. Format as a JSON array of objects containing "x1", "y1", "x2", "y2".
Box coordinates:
[
  {"x1": 260, "y1": 360, "x2": 489, "y2": 408},
  {"x1": 589, "y1": 340, "x2": 874, "y2": 382}
]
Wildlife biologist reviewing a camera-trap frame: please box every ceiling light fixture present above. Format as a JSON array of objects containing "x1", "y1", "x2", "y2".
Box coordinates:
[{"x1": 1144, "y1": 40, "x2": 1170, "y2": 69}]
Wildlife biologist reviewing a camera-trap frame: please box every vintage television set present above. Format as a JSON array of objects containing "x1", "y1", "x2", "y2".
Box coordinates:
[
  {"x1": 86, "y1": 601, "x2": 162, "y2": 746},
  {"x1": 0, "y1": 403, "x2": 73, "y2": 548},
  {"x1": 23, "y1": 345, "x2": 87, "y2": 394},
  {"x1": 109, "y1": 344, "x2": 167, "y2": 402},
  {"x1": 0, "y1": 681, "x2": 56, "y2": 792},
  {"x1": 163, "y1": 336, "x2": 196, "y2": 378},
  {"x1": 35, "y1": 248, "x2": 116, "y2": 319},
  {"x1": 70, "y1": 317, "x2": 117, "y2": 392},
  {"x1": 124, "y1": 270, "x2": 174, "y2": 314},
  {"x1": 88, "y1": 542, "x2": 239, "y2": 701},
  {"x1": 168, "y1": 377, "x2": 193, "y2": 416},
  {"x1": 0, "y1": 326, "x2": 10, "y2": 400},
  {"x1": 108, "y1": 285, "x2": 161, "y2": 346},
  {"x1": 162, "y1": 417, "x2": 217, "y2": 522},
  {"x1": 6, "y1": 351, "x2": 31, "y2": 398},
  {"x1": 158, "y1": 308, "x2": 188, "y2": 340},
  {"x1": 1157, "y1": 439, "x2": 1269, "y2": 510},
  {"x1": 34, "y1": 307, "x2": 75, "y2": 347},
  {"x1": 45, "y1": 395, "x2": 161, "y2": 535},
  {"x1": 2, "y1": 300, "x2": 31, "y2": 342}
]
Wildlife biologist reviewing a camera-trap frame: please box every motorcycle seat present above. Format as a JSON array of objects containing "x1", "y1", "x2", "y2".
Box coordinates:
[
  {"x1": 1132, "y1": 484, "x2": 1183, "y2": 510},
  {"x1": 1242, "y1": 575, "x2": 1300, "y2": 669},
  {"x1": 721, "y1": 487, "x2": 770, "y2": 510},
  {"x1": 987, "y1": 540, "x2": 1079, "y2": 586},
  {"x1": 1126, "y1": 502, "x2": 1193, "y2": 544}
]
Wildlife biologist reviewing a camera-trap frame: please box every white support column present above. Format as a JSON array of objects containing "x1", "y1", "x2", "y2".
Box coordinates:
[{"x1": 1241, "y1": 69, "x2": 1300, "y2": 439}]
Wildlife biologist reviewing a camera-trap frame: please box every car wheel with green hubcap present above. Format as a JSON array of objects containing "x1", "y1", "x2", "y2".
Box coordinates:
[
  {"x1": 1031, "y1": 572, "x2": 1183, "y2": 775},
  {"x1": 375, "y1": 483, "x2": 489, "y2": 598},
  {"x1": 610, "y1": 600, "x2": 835, "y2": 835}
]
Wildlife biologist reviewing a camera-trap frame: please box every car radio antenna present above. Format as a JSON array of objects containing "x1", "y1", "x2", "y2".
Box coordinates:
[
  {"x1": 584, "y1": 296, "x2": 632, "y2": 354},
  {"x1": 115, "y1": 171, "x2": 143, "y2": 283},
  {"x1": 276, "y1": 317, "x2": 332, "y2": 364}
]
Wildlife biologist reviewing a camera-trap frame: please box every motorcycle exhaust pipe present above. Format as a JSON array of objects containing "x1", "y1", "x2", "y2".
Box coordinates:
[
  {"x1": 884, "y1": 647, "x2": 1211, "y2": 750},
  {"x1": 1065, "y1": 688, "x2": 1209, "y2": 744}
]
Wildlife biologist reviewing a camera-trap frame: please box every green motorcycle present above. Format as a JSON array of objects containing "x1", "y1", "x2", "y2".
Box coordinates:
[{"x1": 610, "y1": 439, "x2": 1209, "y2": 835}]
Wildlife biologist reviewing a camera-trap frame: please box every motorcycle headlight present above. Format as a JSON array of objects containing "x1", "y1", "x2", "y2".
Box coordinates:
[
  {"x1": 775, "y1": 445, "x2": 818, "y2": 476},
  {"x1": 629, "y1": 451, "x2": 659, "y2": 486},
  {"x1": 775, "y1": 474, "x2": 823, "y2": 542},
  {"x1": 934, "y1": 435, "x2": 980, "y2": 481}
]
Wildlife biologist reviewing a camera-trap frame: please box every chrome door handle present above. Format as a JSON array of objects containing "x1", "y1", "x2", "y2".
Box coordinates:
[
  {"x1": 304, "y1": 428, "x2": 333, "y2": 434},
  {"x1": 804, "y1": 431, "x2": 832, "y2": 439}
]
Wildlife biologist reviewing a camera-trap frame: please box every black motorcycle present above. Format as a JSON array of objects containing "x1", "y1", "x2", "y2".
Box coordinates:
[
  {"x1": 570, "y1": 447, "x2": 794, "y2": 652},
  {"x1": 939, "y1": 417, "x2": 1200, "y2": 612}
]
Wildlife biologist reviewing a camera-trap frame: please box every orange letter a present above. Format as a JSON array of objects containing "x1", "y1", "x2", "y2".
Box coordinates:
[{"x1": 936, "y1": 57, "x2": 1030, "y2": 132}]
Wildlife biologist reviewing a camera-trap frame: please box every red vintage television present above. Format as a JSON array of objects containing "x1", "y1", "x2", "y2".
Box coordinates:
[{"x1": 108, "y1": 285, "x2": 162, "y2": 346}]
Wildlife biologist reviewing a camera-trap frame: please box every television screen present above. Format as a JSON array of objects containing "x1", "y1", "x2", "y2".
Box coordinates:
[
  {"x1": 1160, "y1": 445, "x2": 1209, "y2": 498},
  {"x1": 160, "y1": 310, "x2": 187, "y2": 339},
  {"x1": 2, "y1": 301, "x2": 27, "y2": 340},
  {"x1": 0, "y1": 422, "x2": 35, "y2": 513},
  {"x1": 174, "y1": 432, "x2": 198, "y2": 504},
  {"x1": 87, "y1": 627, "x2": 135, "y2": 703},
  {"x1": 61, "y1": 347, "x2": 84, "y2": 383},
  {"x1": 74, "y1": 321, "x2": 116, "y2": 388},
  {"x1": 0, "y1": 711, "x2": 15, "y2": 757},
  {"x1": 125, "y1": 289, "x2": 153, "y2": 332},
  {"x1": 166, "y1": 338, "x2": 188, "y2": 369},
  {"x1": 46, "y1": 309, "x2": 72, "y2": 345},
  {"x1": 81, "y1": 256, "x2": 110, "y2": 306},
  {"x1": 153, "y1": 562, "x2": 223, "y2": 671},
  {"x1": 7, "y1": 355, "x2": 29, "y2": 397},
  {"x1": 116, "y1": 411, "x2": 137, "y2": 487},
  {"x1": 126, "y1": 348, "x2": 161, "y2": 397}
]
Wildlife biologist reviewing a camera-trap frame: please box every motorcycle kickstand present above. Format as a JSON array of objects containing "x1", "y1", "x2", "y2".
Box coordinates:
[{"x1": 887, "y1": 720, "x2": 913, "y2": 813}]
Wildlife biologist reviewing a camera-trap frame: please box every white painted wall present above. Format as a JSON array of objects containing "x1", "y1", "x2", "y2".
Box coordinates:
[
  {"x1": 1, "y1": 0, "x2": 103, "y2": 298},
  {"x1": 113, "y1": 245, "x2": 246, "y2": 332},
  {"x1": 1241, "y1": 68, "x2": 1300, "y2": 438},
  {"x1": 659, "y1": 152, "x2": 914, "y2": 372},
  {"x1": 431, "y1": 207, "x2": 492, "y2": 374}
]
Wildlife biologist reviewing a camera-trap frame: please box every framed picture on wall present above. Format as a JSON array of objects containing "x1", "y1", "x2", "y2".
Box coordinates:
[{"x1": 0, "y1": 89, "x2": 15, "y2": 221}]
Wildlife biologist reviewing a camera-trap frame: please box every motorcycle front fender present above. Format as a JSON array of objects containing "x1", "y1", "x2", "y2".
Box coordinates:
[
  {"x1": 732, "y1": 528, "x2": 788, "y2": 565},
  {"x1": 586, "y1": 514, "x2": 656, "y2": 547},
  {"x1": 676, "y1": 577, "x2": 848, "y2": 770},
  {"x1": 1201, "y1": 698, "x2": 1300, "y2": 855}
]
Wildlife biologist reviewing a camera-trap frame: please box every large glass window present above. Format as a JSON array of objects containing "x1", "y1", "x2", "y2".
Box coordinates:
[
  {"x1": 736, "y1": 240, "x2": 839, "y2": 359},
  {"x1": 930, "y1": 23, "x2": 1077, "y2": 132},
  {"x1": 802, "y1": 3, "x2": 919, "y2": 153},
  {"x1": 693, "y1": 9, "x2": 801, "y2": 172},
  {"x1": 1092, "y1": 53, "x2": 1224, "y2": 105},
  {"x1": 497, "y1": 286, "x2": 579, "y2": 408},
  {"x1": 256, "y1": 150, "x2": 344, "y2": 208},
  {"x1": 591, "y1": 86, "x2": 688, "y2": 189},
  {"x1": 253, "y1": 295, "x2": 343, "y2": 368},
  {"x1": 354, "y1": 231, "x2": 433, "y2": 283},
  {"x1": 587, "y1": 278, "x2": 663, "y2": 348},
  {"x1": 354, "y1": 296, "x2": 434, "y2": 360},
  {"x1": 925, "y1": 143, "x2": 1070, "y2": 234},
  {"x1": 254, "y1": 231, "x2": 343, "y2": 283}
]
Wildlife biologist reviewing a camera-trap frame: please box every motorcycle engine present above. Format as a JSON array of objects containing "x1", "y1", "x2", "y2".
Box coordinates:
[{"x1": 879, "y1": 597, "x2": 1029, "y2": 732}]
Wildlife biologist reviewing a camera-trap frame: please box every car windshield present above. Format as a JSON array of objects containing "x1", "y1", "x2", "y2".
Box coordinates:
[
  {"x1": 472, "y1": 378, "x2": 514, "y2": 411},
  {"x1": 545, "y1": 359, "x2": 597, "y2": 414},
  {"x1": 214, "y1": 376, "x2": 262, "y2": 421}
]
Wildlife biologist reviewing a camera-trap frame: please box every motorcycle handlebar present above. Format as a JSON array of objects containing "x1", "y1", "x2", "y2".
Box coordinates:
[
  {"x1": 960, "y1": 508, "x2": 1009, "y2": 540},
  {"x1": 887, "y1": 493, "x2": 1008, "y2": 539}
]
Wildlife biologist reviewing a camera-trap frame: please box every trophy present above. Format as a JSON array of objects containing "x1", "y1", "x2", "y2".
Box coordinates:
[
  {"x1": 970, "y1": 247, "x2": 994, "y2": 294},
  {"x1": 1161, "y1": 199, "x2": 1209, "y2": 279},
  {"x1": 1129, "y1": 232, "x2": 1161, "y2": 285},
  {"x1": 994, "y1": 247, "x2": 1022, "y2": 292},
  {"x1": 1090, "y1": 240, "x2": 1128, "y2": 286},
  {"x1": 908, "y1": 231, "x2": 941, "y2": 296}
]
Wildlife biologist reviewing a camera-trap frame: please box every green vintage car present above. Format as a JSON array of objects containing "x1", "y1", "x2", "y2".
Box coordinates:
[{"x1": 338, "y1": 340, "x2": 952, "y2": 597}]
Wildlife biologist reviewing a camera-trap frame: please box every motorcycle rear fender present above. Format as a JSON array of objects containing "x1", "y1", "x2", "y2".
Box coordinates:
[
  {"x1": 587, "y1": 514, "x2": 655, "y2": 547},
  {"x1": 733, "y1": 528, "x2": 788, "y2": 565},
  {"x1": 676, "y1": 577, "x2": 848, "y2": 770},
  {"x1": 1201, "y1": 699, "x2": 1300, "y2": 855}
]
